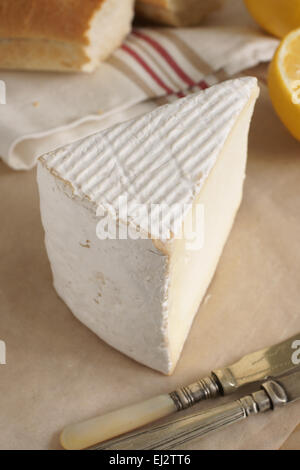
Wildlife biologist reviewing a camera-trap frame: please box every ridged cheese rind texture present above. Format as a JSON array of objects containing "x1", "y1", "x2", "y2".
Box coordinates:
[{"x1": 41, "y1": 77, "x2": 257, "y2": 239}]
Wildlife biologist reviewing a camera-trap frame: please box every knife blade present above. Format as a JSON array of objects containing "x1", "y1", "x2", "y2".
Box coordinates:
[
  {"x1": 60, "y1": 332, "x2": 300, "y2": 450},
  {"x1": 212, "y1": 332, "x2": 300, "y2": 395}
]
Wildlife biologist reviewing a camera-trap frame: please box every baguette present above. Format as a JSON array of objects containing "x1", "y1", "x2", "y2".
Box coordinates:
[
  {"x1": 0, "y1": 0, "x2": 135, "y2": 72},
  {"x1": 135, "y1": 0, "x2": 224, "y2": 27}
]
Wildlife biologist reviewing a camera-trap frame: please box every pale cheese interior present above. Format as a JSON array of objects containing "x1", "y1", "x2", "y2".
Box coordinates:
[{"x1": 166, "y1": 88, "x2": 258, "y2": 372}]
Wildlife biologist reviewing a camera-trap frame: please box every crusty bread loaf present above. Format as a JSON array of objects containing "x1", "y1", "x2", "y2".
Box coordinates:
[
  {"x1": 0, "y1": 0, "x2": 135, "y2": 72},
  {"x1": 136, "y1": 0, "x2": 224, "y2": 26}
]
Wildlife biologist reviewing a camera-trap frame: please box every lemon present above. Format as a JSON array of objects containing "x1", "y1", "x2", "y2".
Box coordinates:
[
  {"x1": 268, "y1": 28, "x2": 300, "y2": 141},
  {"x1": 244, "y1": 0, "x2": 300, "y2": 38}
]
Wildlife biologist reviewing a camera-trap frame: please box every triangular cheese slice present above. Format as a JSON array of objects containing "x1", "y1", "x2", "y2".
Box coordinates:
[{"x1": 37, "y1": 78, "x2": 259, "y2": 374}]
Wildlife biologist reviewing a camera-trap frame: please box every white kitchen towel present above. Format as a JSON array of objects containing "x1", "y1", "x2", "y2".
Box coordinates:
[{"x1": 0, "y1": 2, "x2": 278, "y2": 170}]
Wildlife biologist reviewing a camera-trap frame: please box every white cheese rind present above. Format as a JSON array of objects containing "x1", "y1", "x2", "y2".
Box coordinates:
[
  {"x1": 37, "y1": 78, "x2": 259, "y2": 374},
  {"x1": 41, "y1": 78, "x2": 257, "y2": 240},
  {"x1": 38, "y1": 165, "x2": 171, "y2": 373}
]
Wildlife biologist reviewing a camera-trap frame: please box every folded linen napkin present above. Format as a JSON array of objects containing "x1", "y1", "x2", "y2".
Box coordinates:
[{"x1": 0, "y1": 23, "x2": 278, "y2": 170}]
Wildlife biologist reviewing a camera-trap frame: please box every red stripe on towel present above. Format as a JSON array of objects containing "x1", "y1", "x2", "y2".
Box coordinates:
[
  {"x1": 132, "y1": 31, "x2": 209, "y2": 92},
  {"x1": 132, "y1": 30, "x2": 195, "y2": 87},
  {"x1": 122, "y1": 44, "x2": 184, "y2": 97}
]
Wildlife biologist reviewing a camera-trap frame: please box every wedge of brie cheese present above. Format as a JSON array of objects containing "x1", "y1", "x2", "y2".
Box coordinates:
[{"x1": 37, "y1": 78, "x2": 259, "y2": 374}]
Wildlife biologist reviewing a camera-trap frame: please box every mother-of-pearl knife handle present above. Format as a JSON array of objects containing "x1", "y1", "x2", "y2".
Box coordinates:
[
  {"x1": 60, "y1": 376, "x2": 220, "y2": 450},
  {"x1": 60, "y1": 332, "x2": 300, "y2": 450},
  {"x1": 91, "y1": 380, "x2": 288, "y2": 450}
]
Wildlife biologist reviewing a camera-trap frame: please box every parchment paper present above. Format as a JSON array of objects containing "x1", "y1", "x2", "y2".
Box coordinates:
[{"x1": 0, "y1": 79, "x2": 300, "y2": 450}]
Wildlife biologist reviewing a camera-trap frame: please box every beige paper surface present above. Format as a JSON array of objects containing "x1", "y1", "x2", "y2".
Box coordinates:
[
  {"x1": 0, "y1": 82, "x2": 299, "y2": 450},
  {"x1": 282, "y1": 425, "x2": 300, "y2": 450}
]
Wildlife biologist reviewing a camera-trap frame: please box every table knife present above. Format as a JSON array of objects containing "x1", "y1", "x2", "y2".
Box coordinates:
[
  {"x1": 60, "y1": 333, "x2": 300, "y2": 450},
  {"x1": 92, "y1": 369, "x2": 300, "y2": 450}
]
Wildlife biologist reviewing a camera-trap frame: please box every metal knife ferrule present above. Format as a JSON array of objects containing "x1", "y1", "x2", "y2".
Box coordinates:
[{"x1": 170, "y1": 375, "x2": 221, "y2": 411}]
